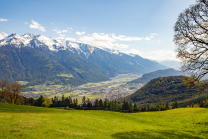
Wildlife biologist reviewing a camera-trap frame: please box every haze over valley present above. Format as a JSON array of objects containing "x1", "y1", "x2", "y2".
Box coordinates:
[{"x1": 1, "y1": 0, "x2": 208, "y2": 138}]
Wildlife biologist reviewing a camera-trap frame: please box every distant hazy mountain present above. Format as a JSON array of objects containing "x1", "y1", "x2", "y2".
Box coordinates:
[
  {"x1": 0, "y1": 33, "x2": 167, "y2": 86},
  {"x1": 159, "y1": 60, "x2": 182, "y2": 70},
  {"x1": 119, "y1": 76, "x2": 204, "y2": 107},
  {"x1": 128, "y1": 68, "x2": 183, "y2": 84}
]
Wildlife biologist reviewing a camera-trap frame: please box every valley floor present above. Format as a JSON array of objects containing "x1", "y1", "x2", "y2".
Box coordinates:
[
  {"x1": 22, "y1": 73, "x2": 142, "y2": 101},
  {"x1": 0, "y1": 103, "x2": 208, "y2": 139}
]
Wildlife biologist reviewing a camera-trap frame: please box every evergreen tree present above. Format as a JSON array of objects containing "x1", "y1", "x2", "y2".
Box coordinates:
[
  {"x1": 147, "y1": 104, "x2": 150, "y2": 111},
  {"x1": 75, "y1": 98, "x2": 78, "y2": 107},
  {"x1": 61, "y1": 95, "x2": 65, "y2": 107},
  {"x1": 29, "y1": 97, "x2": 34, "y2": 106},
  {"x1": 95, "y1": 99, "x2": 99, "y2": 108},
  {"x1": 122, "y1": 100, "x2": 126, "y2": 110},
  {"x1": 65, "y1": 97, "x2": 70, "y2": 107},
  {"x1": 173, "y1": 98, "x2": 178, "y2": 109},
  {"x1": 165, "y1": 101, "x2": 169, "y2": 109},
  {"x1": 104, "y1": 98, "x2": 108, "y2": 109},
  {"x1": 82, "y1": 96, "x2": 86, "y2": 107},
  {"x1": 53, "y1": 96, "x2": 58, "y2": 107},
  {"x1": 35, "y1": 95, "x2": 44, "y2": 106},
  {"x1": 133, "y1": 103, "x2": 138, "y2": 112},
  {"x1": 87, "y1": 98, "x2": 92, "y2": 107},
  {"x1": 99, "y1": 99, "x2": 103, "y2": 109},
  {"x1": 129, "y1": 101, "x2": 133, "y2": 111}
]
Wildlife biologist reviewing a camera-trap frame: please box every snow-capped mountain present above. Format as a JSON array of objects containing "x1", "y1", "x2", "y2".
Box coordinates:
[
  {"x1": 0, "y1": 33, "x2": 138, "y2": 59},
  {"x1": 0, "y1": 33, "x2": 167, "y2": 86},
  {"x1": 0, "y1": 33, "x2": 118, "y2": 59}
]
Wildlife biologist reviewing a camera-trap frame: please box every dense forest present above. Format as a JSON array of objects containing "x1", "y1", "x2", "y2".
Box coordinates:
[{"x1": 119, "y1": 76, "x2": 208, "y2": 107}]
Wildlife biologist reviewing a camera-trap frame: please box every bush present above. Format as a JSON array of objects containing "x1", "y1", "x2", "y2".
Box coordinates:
[{"x1": 41, "y1": 102, "x2": 47, "y2": 107}]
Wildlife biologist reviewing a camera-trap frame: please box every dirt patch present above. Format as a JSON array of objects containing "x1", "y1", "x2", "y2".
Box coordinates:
[{"x1": 10, "y1": 130, "x2": 19, "y2": 132}]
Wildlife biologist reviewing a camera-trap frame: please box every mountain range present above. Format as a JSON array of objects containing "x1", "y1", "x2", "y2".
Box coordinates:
[
  {"x1": 128, "y1": 68, "x2": 183, "y2": 84},
  {"x1": 0, "y1": 33, "x2": 166, "y2": 86}
]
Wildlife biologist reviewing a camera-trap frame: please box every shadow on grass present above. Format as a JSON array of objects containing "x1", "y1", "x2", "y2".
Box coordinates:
[{"x1": 112, "y1": 130, "x2": 203, "y2": 139}]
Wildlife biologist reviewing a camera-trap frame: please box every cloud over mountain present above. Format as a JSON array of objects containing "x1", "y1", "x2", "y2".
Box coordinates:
[{"x1": 30, "y1": 20, "x2": 46, "y2": 32}]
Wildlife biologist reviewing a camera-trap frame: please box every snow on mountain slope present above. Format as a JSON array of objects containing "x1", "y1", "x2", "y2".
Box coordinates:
[
  {"x1": 0, "y1": 33, "x2": 167, "y2": 76},
  {"x1": 0, "y1": 33, "x2": 125, "y2": 59}
]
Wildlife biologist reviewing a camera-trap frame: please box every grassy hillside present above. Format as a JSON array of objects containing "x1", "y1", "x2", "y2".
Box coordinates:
[
  {"x1": 0, "y1": 103, "x2": 208, "y2": 138},
  {"x1": 119, "y1": 76, "x2": 207, "y2": 107}
]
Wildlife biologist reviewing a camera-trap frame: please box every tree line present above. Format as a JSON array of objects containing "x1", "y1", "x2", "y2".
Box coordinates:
[
  {"x1": 1, "y1": 79, "x2": 208, "y2": 112},
  {"x1": 73, "y1": 96, "x2": 208, "y2": 112}
]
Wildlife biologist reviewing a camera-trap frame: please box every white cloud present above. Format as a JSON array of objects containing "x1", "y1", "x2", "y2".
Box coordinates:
[
  {"x1": 30, "y1": 20, "x2": 45, "y2": 32},
  {"x1": 53, "y1": 29, "x2": 61, "y2": 34},
  {"x1": 143, "y1": 50, "x2": 178, "y2": 61},
  {"x1": 78, "y1": 33, "x2": 146, "y2": 49},
  {"x1": 145, "y1": 37, "x2": 151, "y2": 40},
  {"x1": 52, "y1": 23, "x2": 53, "y2": 25},
  {"x1": 25, "y1": 22, "x2": 28, "y2": 24},
  {"x1": 150, "y1": 36, "x2": 153, "y2": 38},
  {"x1": 123, "y1": 49, "x2": 178, "y2": 61},
  {"x1": 0, "y1": 31, "x2": 8, "y2": 40},
  {"x1": 76, "y1": 31, "x2": 85, "y2": 35},
  {"x1": 67, "y1": 27, "x2": 73, "y2": 30},
  {"x1": 0, "y1": 18, "x2": 7, "y2": 22},
  {"x1": 53, "y1": 28, "x2": 69, "y2": 34},
  {"x1": 65, "y1": 37, "x2": 76, "y2": 42},
  {"x1": 62, "y1": 30, "x2": 68, "y2": 33},
  {"x1": 126, "y1": 49, "x2": 143, "y2": 56},
  {"x1": 59, "y1": 34, "x2": 65, "y2": 37},
  {"x1": 57, "y1": 30, "x2": 62, "y2": 34},
  {"x1": 151, "y1": 33, "x2": 158, "y2": 36},
  {"x1": 0, "y1": 34, "x2": 4, "y2": 40},
  {"x1": 1, "y1": 32, "x2": 8, "y2": 37},
  {"x1": 112, "y1": 34, "x2": 143, "y2": 41},
  {"x1": 79, "y1": 33, "x2": 129, "y2": 49}
]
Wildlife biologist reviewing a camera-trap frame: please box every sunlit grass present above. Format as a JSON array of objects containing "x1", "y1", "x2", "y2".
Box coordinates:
[
  {"x1": 16, "y1": 81, "x2": 29, "y2": 85},
  {"x1": 0, "y1": 103, "x2": 207, "y2": 139},
  {"x1": 57, "y1": 74, "x2": 73, "y2": 78}
]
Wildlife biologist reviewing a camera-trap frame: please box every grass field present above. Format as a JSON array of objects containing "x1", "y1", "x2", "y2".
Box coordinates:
[{"x1": 0, "y1": 103, "x2": 208, "y2": 139}]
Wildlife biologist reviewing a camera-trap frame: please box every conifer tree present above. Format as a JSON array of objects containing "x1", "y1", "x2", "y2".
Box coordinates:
[
  {"x1": 99, "y1": 99, "x2": 103, "y2": 109},
  {"x1": 95, "y1": 99, "x2": 99, "y2": 108},
  {"x1": 104, "y1": 98, "x2": 108, "y2": 109},
  {"x1": 82, "y1": 96, "x2": 86, "y2": 107}
]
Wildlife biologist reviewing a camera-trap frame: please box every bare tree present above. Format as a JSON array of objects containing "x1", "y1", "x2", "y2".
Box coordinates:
[
  {"x1": 0, "y1": 79, "x2": 9, "y2": 98},
  {"x1": 174, "y1": 0, "x2": 208, "y2": 89},
  {"x1": 7, "y1": 82, "x2": 24, "y2": 104}
]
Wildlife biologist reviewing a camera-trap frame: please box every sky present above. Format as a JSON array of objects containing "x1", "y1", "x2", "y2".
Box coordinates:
[{"x1": 0, "y1": 0, "x2": 196, "y2": 62}]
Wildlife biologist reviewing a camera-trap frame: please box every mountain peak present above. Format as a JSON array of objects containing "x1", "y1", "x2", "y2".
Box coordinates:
[
  {"x1": 7, "y1": 33, "x2": 20, "y2": 38},
  {"x1": 22, "y1": 32, "x2": 35, "y2": 40},
  {"x1": 22, "y1": 32, "x2": 34, "y2": 37}
]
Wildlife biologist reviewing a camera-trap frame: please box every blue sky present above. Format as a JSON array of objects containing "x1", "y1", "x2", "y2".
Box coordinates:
[{"x1": 0, "y1": 0, "x2": 196, "y2": 61}]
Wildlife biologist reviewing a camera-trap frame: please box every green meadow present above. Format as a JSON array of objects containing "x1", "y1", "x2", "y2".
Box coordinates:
[{"x1": 0, "y1": 103, "x2": 208, "y2": 139}]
